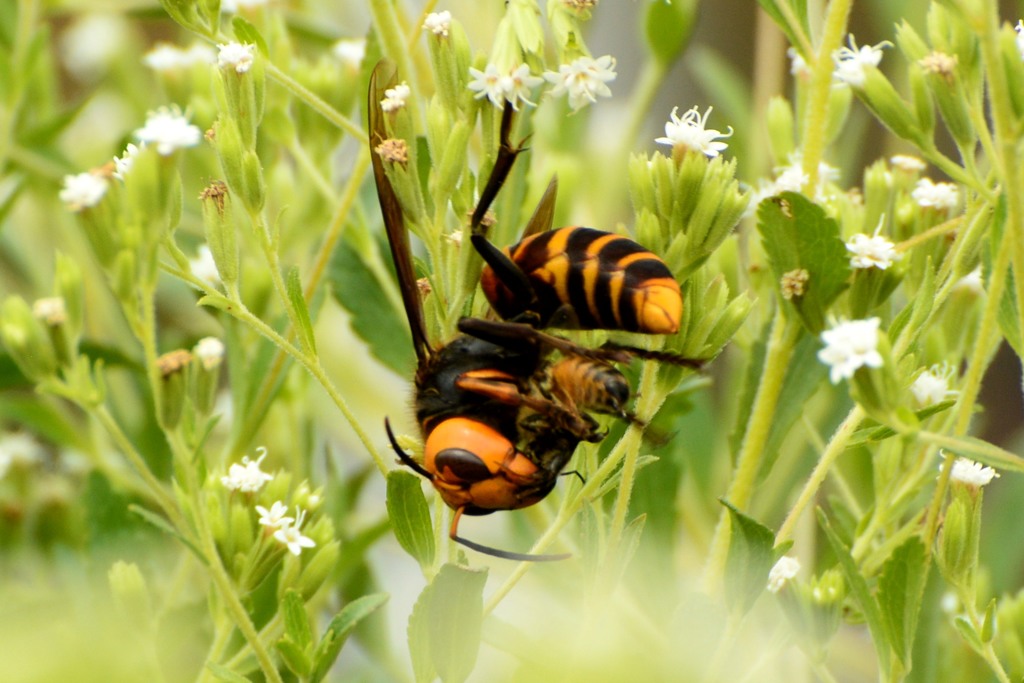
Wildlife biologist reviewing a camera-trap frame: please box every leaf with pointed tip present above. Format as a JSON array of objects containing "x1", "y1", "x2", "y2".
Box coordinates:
[
  {"x1": 386, "y1": 470, "x2": 435, "y2": 568},
  {"x1": 721, "y1": 500, "x2": 776, "y2": 616},
  {"x1": 310, "y1": 593, "x2": 390, "y2": 683}
]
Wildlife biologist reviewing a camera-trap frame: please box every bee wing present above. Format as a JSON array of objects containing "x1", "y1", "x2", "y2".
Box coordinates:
[
  {"x1": 369, "y1": 59, "x2": 431, "y2": 363},
  {"x1": 521, "y1": 175, "x2": 558, "y2": 238}
]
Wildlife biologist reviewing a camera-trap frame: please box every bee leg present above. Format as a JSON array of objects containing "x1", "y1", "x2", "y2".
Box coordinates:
[
  {"x1": 449, "y1": 505, "x2": 572, "y2": 562},
  {"x1": 599, "y1": 342, "x2": 705, "y2": 369},
  {"x1": 385, "y1": 418, "x2": 434, "y2": 480},
  {"x1": 471, "y1": 233, "x2": 537, "y2": 309},
  {"x1": 470, "y1": 103, "x2": 526, "y2": 233},
  {"x1": 560, "y1": 470, "x2": 586, "y2": 484},
  {"x1": 459, "y1": 318, "x2": 633, "y2": 364}
]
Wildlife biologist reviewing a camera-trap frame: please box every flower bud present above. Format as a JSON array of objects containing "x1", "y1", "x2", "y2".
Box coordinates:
[
  {"x1": 214, "y1": 42, "x2": 265, "y2": 150},
  {"x1": 212, "y1": 118, "x2": 247, "y2": 208},
  {"x1": 156, "y1": 349, "x2": 191, "y2": 430},
  {"x1": 1, "y1": 295, "x2": 57, "y2": 380},
  {"x1": 937, "y1": 495, "x2": 974, "y2": 590},
  {"x1": 425, "y1": 14, "x2": 470, "y2": 113},
  {"x1": 33, "y1": 297, "x2": 74, "y2": 368},
  {"x1": 108, "y1": 561, "x2": 154, "y2": 631},
  {"x1": 857, "y1": 68, "x2": 923, "y2": 145},
  {"x1": 200, "y1": 181, "x2": 238, "y2": 289},
  {"x1": 241, "y1": 149, "x2": 267, "y2": 215},
  {"x1": 765, "y1": 96, "x2": 795, "y2": 165},
  {"x1": 297, "y1": 537, "x2": 340, "y2": 600},
  {"x1": 191, "y1": 337, "x2": 224, "y2": 417},
  {"x1": 507, "y1": 0, "x2": 544, "y2": 59},
  {"x1": 920, "y1": 53, "x2": 973, "y2": 149}
]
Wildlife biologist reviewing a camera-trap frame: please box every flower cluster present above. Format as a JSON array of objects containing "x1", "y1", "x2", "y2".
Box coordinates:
[
  {"x1": 423, "y1": 11, "x2": 452, "y2": 37},
  {"x1": 142, "y1": 42, "x2": 215, "y2": 71},
  {"x1": 59, "y1": 171, "x2": 109, "y2": 212},
  {"x1": 380, "y1": 82, "x2": 411, "y2": 113},
  {"x1": 655, "y1": 106, "x2": 732, "y2": 158},
  {"x1": 912, "y1": 178, "x2": 958, "y2": 210},
  {"x1": 833, "y1": 36, "x2": 889, "y2": 87},
  {"x1": 911, "y1": 364, "x2": 958, "y2": 407},
  {"x1": 768, "y1": 556, "x2": 801, "y2": 593},
  {"x1": 543, "y1": 55, "x2": 616, "y2": 111},
  {"x1": 217, "y1": 42, "x2": 255, "y2": 74},
  {"x1": 846, "y1": 224, "x2": 901, "y2": 270},
  {"x1": 221, "y1": 448, "x2": 274, "y2": 492},
  {"x1": 468, "y1": 63, "x2": 542, "y2": 110},
  {"x1": 946, "y1": 456, "x2": 999, "y2": 488},
  {"x1": 134, "y1": 106, "x2": 201, "y2": 155},
  {"x1": 817, "y1": 318, "x2": 883, "y2": 383},
  {"x1": 258, "y1": 502, "x2": 317, "y2": 555}
]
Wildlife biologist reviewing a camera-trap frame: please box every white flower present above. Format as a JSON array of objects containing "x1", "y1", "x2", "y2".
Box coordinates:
[
  {"x1": 502, "y1": 64, "x2": 543, "y2": 110},
  {"x1": 1016, "y1": 20, "x2": 1024, "y2": 60},
  {"x1": 0, "y1": 432, "x2": 45, "y2": 478},
  {"x1": 846, "y1": 222, "x2": 901, "y2": 270},
  {"x1": 817, "y1": 317, "x2": 884, "y2": 383},
  {"x1": 774, "y1": 164, "x2": 810, "y2": 193},
  {"x1": 134, "y1": 106, "x2": 202, "y2": 155},
  {"x1": 947, "y1": 456, "x2": 999, "y2": 487},
  {"x1": 833, "y1": 36, "x2": 889, "y2": 87},
  {"x1": 912, "y1": 178, "x2": 958, "y2": 211},
  {"x1": 256, "y1": 501, "x2": 293, "y2": 530},
  {"x1": 544, "y1": 55, "x2": 617, "y2": 112},
  {"x1": 332, "y1": 38, "x2": 365, "y2": 68},
  {"x1": 60, "y1": 171, "x2": 109, "y2": 212},
  {"x1": 380, "y1": 81, "x2": 412, "y2": 113},
  {"x1": 273, "y1": 508, "x2": 317, "y2": 555},
  {"x1": 655, "y1": 106, "x2": 733, "y2": 158},
  {"x1": 195, "y1": 337, "x2": 225, "y2": 370},
  {"x1": 217, "y1": 42, "x2": 256, "y2": 74},
  {"x1": 767, "y1": 556, "x2": 801, "y2": 593},
  {"x1": 423, "y1": 11, "x2": 452, "y2": 36},
  {"x1": 468, "y1": 63, "x2": 505, "y2": 108},
  {"x1": 953, "y1": 267, "x2": 984, "y2": 295},
  {"x1": 221, "y1": 447, "x2": 274, "y2": 492},
  {"x1": 112, "y1": 143, "x2": 144, "y2": 180},
  {"x1": 33, "y1": 297, "x2": 66, "y2": 325},
  {"x1": 787, "y1": 47, "x2": 810, "y2": 77},
  {"x1": 142, "y1": 42, "x2": 215, "y2": 71},
  {"x1": 190, "y1": 245, "x2": 221, "y2": 285},
  {"x1": 911, "y1": 364, "x2": 958, "y2": 407},
  {"x1": 890, "y1": 154, "x2": 926, "y2": 173}
]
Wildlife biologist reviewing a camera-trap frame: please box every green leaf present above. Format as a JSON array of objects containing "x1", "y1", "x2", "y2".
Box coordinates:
[
  {"x1": 206, "y1": 662, "x2": 253, "y2": 683},
  {"x1": 721, "y1": 500, "x2": 776, "y2": 616},
  {"x1": 818, "y1": 509, "x2": 891, "y2": 678},
  {"x1": 286, "y1": 266, "x2": 317, "y2": 354},
  {"x1": 231, "y1": 16, "x2": 269, "y2": 56},
  {"x1": 128, "y1": 504, "x2": 205, "y2": 563},
  {"x1": 757, "y1": 192, "x2": 851, "y2": 333},
  {"x1": 282, "y1": 589, "x2": 313, "y2": 651},
  {"x1": 407, "y1": 575, "x2": 438, "y2": 683},
  {"x1": 386, "y1": 470, "x2": 436, "y2": 569},
  {"x1": 276, "y1": 637, "x2": 311, "y2": 678},
  {"x1": 425, "y1": 564, "x2": 488, "y2": 683},
  {"x1": 923, "y1": 433, "x2": 1024, "y2": 473},
  {"x1": 878, "y1": 537, "x2": 928, "y2": 666},
  {"x1": 644, "y1": 0, "x2": 697, "y2": 65},
  {"x1": 846, "y1": 400, "x2": 956, "y2": 446},
  {"x1": 327, "y1": 225, "x2": 414, "y2": 377},
  {"x1": 310, "y1": 592, "x2": 390, "y2": 683},
  {"x1": 756, "y1": 0, "x2": 810, "y2": 56},
  {"x1": 953, "y1": 615, "x2": 984, "y2": 652}
]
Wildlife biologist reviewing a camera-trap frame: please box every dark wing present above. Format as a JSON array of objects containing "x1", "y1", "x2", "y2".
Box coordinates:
[
  {"x1": 369, "y1": 59, "x2": 431, "y2": 363},
  {"x1": 521, "y1": 175, "x2": 557, "y2": 238}
]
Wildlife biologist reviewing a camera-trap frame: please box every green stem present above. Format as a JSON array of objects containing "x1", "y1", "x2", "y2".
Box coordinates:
[
  {"x1": 800, "y1": 0, "x2": 853, "y2": 191},
  {"x1": 703, "y1": 309, "x2": 798, "y2": 591},
  {"x1": 265, "y1": 63, "x2": 363, "y2": 139},
  {"x1": 776, "y1": 404, "x2": 865, "y2": 544}
]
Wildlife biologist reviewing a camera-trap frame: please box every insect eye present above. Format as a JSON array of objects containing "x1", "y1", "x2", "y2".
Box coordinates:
[{"x1": 434, "y1": 448, "x2": 493, "y2": 482}]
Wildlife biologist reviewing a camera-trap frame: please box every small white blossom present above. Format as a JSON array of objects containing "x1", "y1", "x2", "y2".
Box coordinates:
[
  {"x1": 544, "y1": 55, "x2": 617, "y2": 112},
  {"x1": 134, "y1": 106, "x2": 202, "y2": 155},
  {"x1": 787, "y1": 47, "x2": 810, "y2": 77},
  {"x1": 256, "y1": 501, "x2": 293, "y2": 530},
  {"x1": 60, "y1": 171, "x2": 109, "y2": 212},
  {"x1": 774, "y1": 164, "x2": 810, "y2": 194},
  {"x1": 953, "y1": 267, "x2": 984, "y2": 295},
  {"x1": 911, "y1": 364, "x2": 958, "y2": 407},
  {"x1": 33, "y1": 298, "x2": 66, "y2": 325},
  {"x1": 467, "y1": 63, "x2": 542, "y2": 110},
  {"x1": 332, "y1": 38, "x2": 365, "y2": 68},
  {"x1": 142, "y1": 43, "x2": 215, "y2": 71},
  {"x1": 217, "y1": 42, "x2": 256, "y2": 74},
  {"x1": 195, "y1": 337, "x2": 225, "y2": 370},
  {"x1": 912, "y1": 178, "x2": 959, "y2": 211},
  {"x1": 273, "y1": 508, "x2": 317, "y2": 555},
  {"x1": 221, "y1": 447, "x2": 274, "y2": 492},
  {"x1": 946, "y1": 456, "x2": 999, "y2": 488},
  {"x1": 833, "y1": 36, "x2": 889, "y2": 87},
  {"x1": 190, "y1": 245, "x2": 221, "y2": 285},
  {"x1": 846, "y1": 222, "x2": 901, "y2": 270},
  {"x1": 502, "y1": 64, "x2": 543, "y2": 110},
  {"x1": 112, "y1": 143, "x2": 144, "y2": 180},
  {"x1": 423, "y1": 11, "x2": 452, "y2": 36},
  {"x1": 1016, "y1": 21, "x2": 1024, "y2": 60},
  {"x1": 818, "y1": 317, "x2": 884, "y2": 383},
  {"x1": 380, "y1": 81, "x2": 412, "y2": 113},
  {"x1": 468, "y1": 63, "x2": 505, "y2": 108},
  {"x1": 0, "y1": 432, "x2": 45, "y2": 478},
  {"x1": 767, "y1": 556, "x2": 801, "y2": 593},
  {"x1": 890, "y1": 154, "x2": 926, "y2": 173},
  {"x1": 655, "y1": 106, "x2": 733, "y2": 158}
]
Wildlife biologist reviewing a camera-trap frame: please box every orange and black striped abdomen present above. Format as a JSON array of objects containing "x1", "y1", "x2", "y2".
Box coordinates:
[{"x1": 481, "y1": 227, "x2": 682, "y2": 334}]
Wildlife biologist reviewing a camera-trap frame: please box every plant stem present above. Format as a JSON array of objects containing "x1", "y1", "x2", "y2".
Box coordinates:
[
  {"x1": 265, "y1": 63, "x2": 363, "y2": 139},
  {"x1": 703, "y1": 309, "x2": 798, "y2": 591}
]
